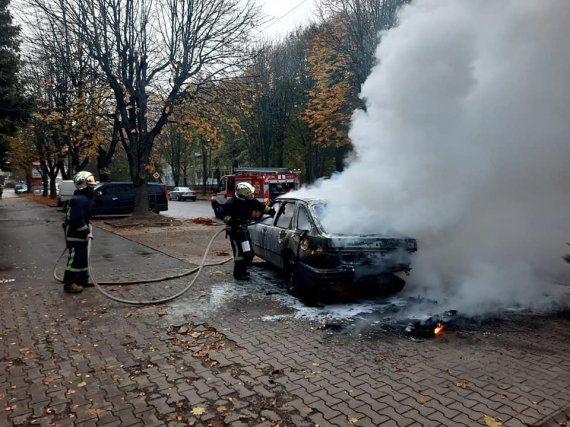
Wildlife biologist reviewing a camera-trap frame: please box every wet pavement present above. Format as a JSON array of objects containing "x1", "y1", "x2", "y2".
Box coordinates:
[{"x1": 1, "y1": 197, "x2": 570, "y2": 426}]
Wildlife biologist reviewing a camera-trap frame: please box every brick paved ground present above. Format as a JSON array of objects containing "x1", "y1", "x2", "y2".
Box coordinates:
[{"x1": 1, "y1": 198, "x2": 569, "y2": 426}]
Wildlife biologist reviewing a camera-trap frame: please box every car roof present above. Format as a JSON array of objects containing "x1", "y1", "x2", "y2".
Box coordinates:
[{"x1": 274, "y1": 194, "x2": 325, "y2": 204}]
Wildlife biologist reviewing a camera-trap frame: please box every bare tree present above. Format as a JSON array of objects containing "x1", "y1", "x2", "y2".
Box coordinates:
[
  {"x1": 26, "y1": 0, "x2": 260, "y2": 214},
  {"x1": 157, "y1": 118, "x2": 193, "y2": 187}
]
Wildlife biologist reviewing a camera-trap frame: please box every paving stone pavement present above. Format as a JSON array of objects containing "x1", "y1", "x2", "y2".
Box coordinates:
[{"x1": 1, "y1": 198, "x2": 569, "y2": 426}]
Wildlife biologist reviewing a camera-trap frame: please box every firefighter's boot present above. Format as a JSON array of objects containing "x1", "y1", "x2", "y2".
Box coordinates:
[
  {"x1": 233, "y1": 261, "x2": 250, "y2": 281},
  {"x1": 64, "y1": 283, "x2": 84, "y2": 293}
]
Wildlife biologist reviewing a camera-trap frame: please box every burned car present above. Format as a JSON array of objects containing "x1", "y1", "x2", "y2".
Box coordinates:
[{"x1": 248, "y1": 195, "x2": 418, "y2": 300}]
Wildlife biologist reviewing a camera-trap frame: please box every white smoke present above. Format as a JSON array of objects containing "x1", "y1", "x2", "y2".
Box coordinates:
[{"x1": 297, "y1": 0, "x2": 570, "y2": 315}]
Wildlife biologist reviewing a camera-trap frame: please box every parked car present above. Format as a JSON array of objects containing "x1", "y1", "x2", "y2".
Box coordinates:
[
  {"x1": 168, "y1": 186, "x2": 197, "y2": 201},
  {"x1": 92, "y1": 182, "x2": 168, "y2": 216},
  {"x1": 248, "y1": 195, "x2": 418, "y2": 301},
  {"x1": 14, "y1": 184, "x2": 28, "y2": 194}
]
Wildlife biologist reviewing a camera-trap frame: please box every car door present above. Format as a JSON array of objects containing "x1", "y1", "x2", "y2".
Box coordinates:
[
  {"x1": 94, "y1": 184, "x2": 117, "y2": 215},
  {"x1": 115, "y1": 184, "x2": 134, "y2": 214},
  {"x1": 265, "y1": 201, "x2": 295, "y2": 269},
  {"x1": 250, "y1": 201, "x2": 281, "y2": 261}
]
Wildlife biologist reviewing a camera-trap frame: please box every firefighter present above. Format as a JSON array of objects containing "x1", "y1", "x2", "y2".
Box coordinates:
[
  {"x1": 62, "y1": 171, "x2": 96, "y2": 293},
  {"x1": 216, "y1": 182, "x2": 275, "y2": 280}
]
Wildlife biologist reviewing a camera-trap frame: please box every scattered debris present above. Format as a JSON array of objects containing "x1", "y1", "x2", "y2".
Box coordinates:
[{"x1": 191, "y1": 217, "x2": 216, "y2": 225}]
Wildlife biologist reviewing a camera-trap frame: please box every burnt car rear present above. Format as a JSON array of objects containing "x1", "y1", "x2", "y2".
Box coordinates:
[{"x1": 248, "y1": 196, "x2": 417, "y2": 300}]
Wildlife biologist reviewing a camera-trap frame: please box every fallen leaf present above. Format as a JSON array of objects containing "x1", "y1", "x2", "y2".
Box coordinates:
[
  {"x1": 303, "y1": 407, "x2": 313, "y2": 414},
  {"x1": 483, "y1": 415, "x2": 502, "y2": 427},
  {"x1": 157, "y1": 311, "x2": 167, "y2": 317},
  {"x1": 175, "y1": 401, "x2": 184, "y2": 408},
  {"x1": 86, "y1": 409, "x2": 103, "y2": 416},
  {"x1": 349, "y1": 417, "x2": 359, "y2": 425},
  {"x1": 216, "y1": 406, "x2": 227, "y2": 413},
  {"x1": 78, "y1": 382, "x2": 87, "y2": 388},
  {"x1": 191, "y1": 406, "x2": 206, "y2": 416},
  {"x1": 416, "y1": 397, "x2": 428, "y2": 405},
  {"x1": 501, "y1": 394, "x2": 510, "y2": 400},
  {"x1": 71, "y1": 348, "x2": 82, "y2": 353}
]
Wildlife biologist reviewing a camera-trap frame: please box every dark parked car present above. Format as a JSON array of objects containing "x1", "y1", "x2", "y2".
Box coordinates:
[
  {"x1": 248, "y1": 195, "x2": 418, "y2": 300},
  {"x1": 14, "y1": 184, "x2": 28, "y2": 194},
  {"x1": 93, "y1": 182, "x2": 168, "y2": 216},
  {"x1": 168, "y1": 186, "x2": 196, "y2": 201}
]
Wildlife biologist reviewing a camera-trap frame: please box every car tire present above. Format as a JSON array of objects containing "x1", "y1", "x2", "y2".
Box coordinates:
[
  {"x1": 284, "y1": 255, "x2": 317, "y2": 305},
  {"x1": 284, "y1": 256, "x2": 300, "y2": 296}
]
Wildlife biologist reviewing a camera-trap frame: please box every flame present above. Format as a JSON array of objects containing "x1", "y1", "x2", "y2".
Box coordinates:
[{"x1": 434, "y1": 323, "x2": 445, "y2": 336}]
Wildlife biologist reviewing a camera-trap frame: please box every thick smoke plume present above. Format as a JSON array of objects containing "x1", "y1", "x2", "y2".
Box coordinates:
[{"x1": 297, "y1": 0, "x2": 570, "y2": 315}]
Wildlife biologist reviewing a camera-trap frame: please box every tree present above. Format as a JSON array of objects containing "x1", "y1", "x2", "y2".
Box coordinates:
[
  {"x1": 29, "y1": 0, "x2": 260, "y2": 215},
  {"x1": 156, "y1": 113, "x2": 193, "y2": 187},
  {"x1": 302, "y1": 18, "x2": 353, "y2": 173},
  {"x1": 0, "y1": 0, "x2": 30, "y2": 170},
  {"x1": 178, "y1": 93, "x2": 241, "y2": 193},
  {"x1": 301, "y1": 0, "x2": 410, "y2": 174}
]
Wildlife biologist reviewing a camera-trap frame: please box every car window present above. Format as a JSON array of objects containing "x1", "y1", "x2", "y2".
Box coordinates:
[
  {"x1": 275, "y1": 202, "x2": 294, "y2": 229},
  {"x1": 297, "y1": 206, "x2": 312, "y2": 231}
]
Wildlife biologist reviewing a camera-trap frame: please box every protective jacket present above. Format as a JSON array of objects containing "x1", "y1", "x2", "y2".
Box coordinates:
[
  {"x1": 64, "y1": 190, "x2": 94, "y2": 243},
  {"x1": 62, "y1": 188, "x2": 94, "y2": 290},
  {"x1": 216, "y1": 196, "x2": 274, "y2": 279},
  {"x1": 217, "y1": 197, "x2": 271, "y2": 227}
]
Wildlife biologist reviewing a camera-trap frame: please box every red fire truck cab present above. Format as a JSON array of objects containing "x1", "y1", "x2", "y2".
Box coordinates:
[{"x1": 214, "y1": 167, "x2": 301, "y2": 205}]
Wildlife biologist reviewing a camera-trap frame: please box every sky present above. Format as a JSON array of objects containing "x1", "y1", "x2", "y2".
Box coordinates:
[{"x1": 255, "y1": 0, "x2": 318, "y2": 40}]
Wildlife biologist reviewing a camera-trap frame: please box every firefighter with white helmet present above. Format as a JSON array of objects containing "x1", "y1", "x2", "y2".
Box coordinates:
[
  {"x1": 215, "y1": 182, "x2": 275, "y2": 280},
  {"x1": 62, "y1": 171, "x2": 96, "y2": 293}
]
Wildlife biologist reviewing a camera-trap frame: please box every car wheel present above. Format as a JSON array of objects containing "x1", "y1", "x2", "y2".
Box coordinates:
[
  {"x1": 284, "y1": 256, "x2": 300, "y2": 296},
  {"x1": 284, "y1": 255, "x2": 316, "y2": 304}
]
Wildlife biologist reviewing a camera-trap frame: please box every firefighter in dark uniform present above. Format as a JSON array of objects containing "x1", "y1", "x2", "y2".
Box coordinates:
[
  {"x1": 215, "y1": 182, "x2": 275, "y2": 280},
  {"x1": 62, "y1": 171, "x2": 96, "y2": 293}
]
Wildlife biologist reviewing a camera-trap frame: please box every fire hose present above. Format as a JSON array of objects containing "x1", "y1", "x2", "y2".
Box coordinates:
[{"x1": 53, "y1": 226, "x2": 232, "y2": 305}]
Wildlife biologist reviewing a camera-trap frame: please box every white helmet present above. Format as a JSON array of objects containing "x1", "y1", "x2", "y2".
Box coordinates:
[
  {"x1": 235, "y1": 182, "x2": 255, "y2": 200},
  {"x1": 73, "y1": 171, "x2": 96, "y2": 190}
]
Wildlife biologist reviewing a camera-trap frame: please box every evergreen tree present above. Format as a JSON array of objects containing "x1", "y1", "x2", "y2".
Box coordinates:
[{"x1": 0, "y1": 0, "x2": 29, "y2": 170}]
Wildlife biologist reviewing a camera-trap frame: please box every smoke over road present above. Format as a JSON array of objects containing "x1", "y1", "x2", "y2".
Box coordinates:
[{"x1": 296, "y1": 0, "x2": 570, "y2": 315}]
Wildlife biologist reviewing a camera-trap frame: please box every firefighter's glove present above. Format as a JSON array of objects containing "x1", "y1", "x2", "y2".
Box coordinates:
[{"x1": 267, "y1": 208, "x2": 276, "y2": 217}]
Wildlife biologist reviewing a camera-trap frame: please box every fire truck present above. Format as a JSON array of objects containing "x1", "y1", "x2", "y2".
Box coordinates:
[{"x1": 213, "y1": 167, "x2": 301, "y2": 204}]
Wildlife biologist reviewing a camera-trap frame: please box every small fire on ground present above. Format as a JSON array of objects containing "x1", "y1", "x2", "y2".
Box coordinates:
[
  {"x1": 434, "y1": 323, "x2": 445, "y2": 336},
  {"x1": 405, "y1": 310, "x2": 457, "y2": 338}
]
